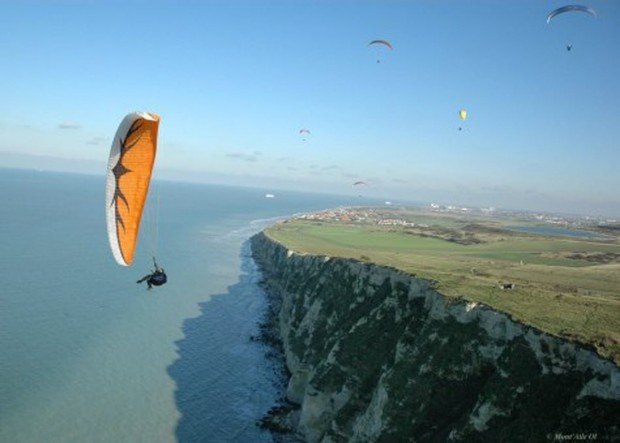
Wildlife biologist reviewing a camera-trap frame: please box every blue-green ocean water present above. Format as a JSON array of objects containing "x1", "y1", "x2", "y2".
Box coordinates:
[{"x1": 0, "y1": 169, "x2": 378, "y2": 442}]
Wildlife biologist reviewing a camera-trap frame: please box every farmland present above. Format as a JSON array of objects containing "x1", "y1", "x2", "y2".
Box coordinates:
[{"x1": 266, "y1": 208, "x2": 620, "y2": 363}]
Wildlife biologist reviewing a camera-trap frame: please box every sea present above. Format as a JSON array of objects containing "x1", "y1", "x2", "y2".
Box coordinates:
[
  {"x1": 506, "y1": 225, "x2": 609, "y2": 240},
  {"x1": 0, "y1": 168, "x2": 380, "y2": 443}
]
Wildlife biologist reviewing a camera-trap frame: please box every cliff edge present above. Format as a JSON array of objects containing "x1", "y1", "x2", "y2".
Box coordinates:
[{"x1": 251, "y1": 232, "x2": 619, "y2": 442}]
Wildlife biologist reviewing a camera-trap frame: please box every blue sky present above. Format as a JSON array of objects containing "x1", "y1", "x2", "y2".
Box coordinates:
[{"x1": 0, "y1": 0, "x2": 618, "y2": 215}]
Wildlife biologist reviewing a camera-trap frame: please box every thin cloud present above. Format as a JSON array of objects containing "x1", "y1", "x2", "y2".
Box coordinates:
[
  {"x1": 226, "y1": 152, "x2": 259, "y2": 162},
  {"x1": 480, "y1": 184, "x2": 544, "y2": 197},
  {"x1": 321, "y1": 164, "x2": 341, "y2": 171},
  {"x1": 87, "y1": 136, "x2": 108, "y2": 146},
  {"x1": 482, "y1": 186, "x2": 506, "y2": 193},
  {"x1": 58, "y1": 122, "x2": 81, "y2": 130}
]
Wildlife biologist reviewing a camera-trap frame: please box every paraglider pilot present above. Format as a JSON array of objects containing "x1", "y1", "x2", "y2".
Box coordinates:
[{"x1": 137, "y1": 258, "x2": 167, "y2": 290}]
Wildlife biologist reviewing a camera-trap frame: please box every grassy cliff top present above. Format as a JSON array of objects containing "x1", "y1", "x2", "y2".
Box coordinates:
[{"x1": 265, "y1": 208, "x2": 620, "y2": 363}]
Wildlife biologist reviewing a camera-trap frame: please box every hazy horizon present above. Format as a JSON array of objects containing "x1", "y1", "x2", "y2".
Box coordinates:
[{"x1": 2, "y1": 156, "x2": 618, "y2": 219}]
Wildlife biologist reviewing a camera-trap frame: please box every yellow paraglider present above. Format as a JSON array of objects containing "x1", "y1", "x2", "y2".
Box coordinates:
[{"x1": 458, "y1": 109, "x2": 467, "y2": 131}]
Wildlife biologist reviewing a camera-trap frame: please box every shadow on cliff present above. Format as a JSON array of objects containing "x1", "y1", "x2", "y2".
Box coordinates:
[{"x1": 167, "y1": 241, "x2": 284, "y2": 443}]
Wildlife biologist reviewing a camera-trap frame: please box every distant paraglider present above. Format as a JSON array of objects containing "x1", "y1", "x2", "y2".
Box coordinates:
[
  {"x1": 547, "y1": 5, "x2": 597, "y2": 51},
  {"x1": 458, "y1": 109, "x2": 467, "y2": 131},
  {"x1": 368, "y1": 39, "x2": 393, "y2": 63},
  {"x1": 299, "y1": 128, "x2": 311, "y2": 141},
  {"x1": 368, "y1": 39, "x2": 393, "y2": 50},
  {"x1": 546, "y1": 5, "x2": 596, "y2": 24},
  {"x1": 353, "y1": 181, "x2": 369, "y2": 197}
]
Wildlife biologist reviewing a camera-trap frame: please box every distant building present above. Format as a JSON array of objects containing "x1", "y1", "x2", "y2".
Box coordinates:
[{"x1": 499, "y1": 283, "x2": 515, "y2": 290}]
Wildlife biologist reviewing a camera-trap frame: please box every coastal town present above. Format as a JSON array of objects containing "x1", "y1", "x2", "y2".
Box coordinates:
[{"x1": 293, "y1": 204, "x2": 617, "y2": 232}]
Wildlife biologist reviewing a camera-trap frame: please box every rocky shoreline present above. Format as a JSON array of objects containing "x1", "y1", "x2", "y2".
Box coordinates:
[{"x1": 253, "y1": 278, "x2": 304, "y2": 441}]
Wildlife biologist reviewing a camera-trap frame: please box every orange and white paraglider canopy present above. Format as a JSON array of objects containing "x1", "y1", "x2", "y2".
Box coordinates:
[{"x1": 105, "y1": 112, "x2": 160, "y2": 266}]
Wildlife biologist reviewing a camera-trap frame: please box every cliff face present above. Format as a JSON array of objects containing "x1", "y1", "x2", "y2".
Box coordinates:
[{"x1": 250, "y1": 232, "x2": 619, "y2": 442}]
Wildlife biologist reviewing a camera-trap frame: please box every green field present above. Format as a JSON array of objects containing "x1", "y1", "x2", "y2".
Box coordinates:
[{"x1": 266, "y1": 213, "x2": 620, "y2": 363}]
